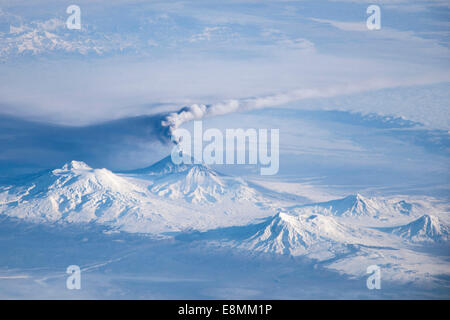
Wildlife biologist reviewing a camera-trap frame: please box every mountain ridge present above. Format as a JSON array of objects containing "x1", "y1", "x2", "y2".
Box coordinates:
[
  {"x1": 124, "y1": 155, "x2": 258, "y2": 204},
  {"x1": 0, "y1": 157, "x2": 274, "y2": 232},
  {"x1": 381, "y1": 214, "x2": 449, "y2": 243},
  {"x1": 286, "y1": 193, "x2": 416, "y2": 219}
]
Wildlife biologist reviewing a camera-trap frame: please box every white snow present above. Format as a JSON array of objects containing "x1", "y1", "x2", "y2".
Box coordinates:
[
  {"x1": 0, "y1": 159, "x2": 274, "y2": 233},
  {"x1": 0, "y1": 156, "x2": 448, "y2": 289},
  {"x1": 240, "y1": 212, "x2": 381, "y2": 259},
  {"x1": 383, "y1": 214, "x2": 449, "y2": 243}
]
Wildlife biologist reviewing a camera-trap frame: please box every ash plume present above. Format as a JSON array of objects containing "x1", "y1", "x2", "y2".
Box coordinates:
[{"x1": 160, "y1": 83, "x2": 373, "y2": 143}]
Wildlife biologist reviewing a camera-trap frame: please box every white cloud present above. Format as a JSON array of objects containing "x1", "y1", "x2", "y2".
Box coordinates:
[
  {"x1": 329, "y1": 0, "x2": 450, "y2": 11},
  {"x1": 0, "y1": 0, "x2": 448, "y2": 131},
  {"x1": 35, "y1": 18, "x2": 65, "y2": 31},
  {"x1": 9, "y1": 25, "x2": 26, "y2": 34},
  {"x1": 278, "y1": 38, "x2": 315, "y2": 52},
  {"x1": 309, "y1": 16, "x2": 450, "y2": 60},
  {"x1": 310, "y1": 18, "x2": 367, "y2": 32},
  {"x1": 189, "y1": 26, "x2": 225, "y2": 42}
]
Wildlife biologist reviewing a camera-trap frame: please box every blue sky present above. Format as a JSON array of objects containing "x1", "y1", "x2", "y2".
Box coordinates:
[{"x1": 0, "y1": 0, "x2": 449, "y2": 190}]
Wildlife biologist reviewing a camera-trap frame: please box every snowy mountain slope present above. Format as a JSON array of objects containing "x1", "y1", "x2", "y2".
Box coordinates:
[
  {"x1": 0, "y1": 159, "x2": 448, "y2": 291},
  {"x1": 219, "y1": 210, "x2": 450, "y2": 284},
  {"x1": 125, "y1": 155, "x2": 197, "y2": 176},
  {"x1": 0, "y1": 161, "x2": 171, "y2": 232},
  {"x1": 0, "y1": 159, "x2": 276, "y2": 233},
  {"x1": 123, "y1": 156, "x2": 261, "y2": 204},
  {"x1": 235, "y1": 211, "x2": 388, "y2": 260},
  {"x1": 326, "y1": 244, "x2": 450, "y2": 285},
  {"x1": 380, "y1": 215, "x2": 449, "y2": 243},
  {"x1": 286, "y1": 194, "x2": 420, "y2": 220}
]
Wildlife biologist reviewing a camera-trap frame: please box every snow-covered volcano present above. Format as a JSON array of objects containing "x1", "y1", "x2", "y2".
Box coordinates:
[
  {"x1": 0, "y1": 161, "x2": 189, "y2": 233},
  {"x1": 0, "y1": 159, "x2": 274, "y2": 232},
  {"x1": 126, "y1": 155, "x2": 198, "y2": 176},
  {"x1": 382, "y1": 215, "x2": 449, "y2": 243},
  {"x1": 125, "y1": 156, "x2": 259, "y2": 204},
  {"x1": 239, "y1": 211, "x2": 384, "y2": 260},
  {"x1": 287, "y1": 194, "x2": 417, "y2": 219},
  {"x1": 0, "y1": 159, "x2": 448, "y2": 292}
]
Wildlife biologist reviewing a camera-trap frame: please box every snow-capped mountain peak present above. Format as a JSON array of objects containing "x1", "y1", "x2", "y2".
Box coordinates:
[
  {"x1": 385, "y1": 214, "x2": 449, "y2": 243},
  {"x1": 126, "y1": 155, "x2": 257, "y2": 204},
  {"x1": 287, "y1": 194, "x2": 416, "y2": 219},
  {"x1": 126, "y1": 155, "x2": 207, "y2": 176},
  {"x1": 241, "y1": 211, "x2": 367, "y2": 258},
  {"x1": 57, "y1": 160, "x2": 92, "y2": 172},
  {"x1": 0, "y1": 160, "x2": 154, "y2": 226},
  {"x1": 0, "y1": 157, "x2": 272, "y2": 232}
]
